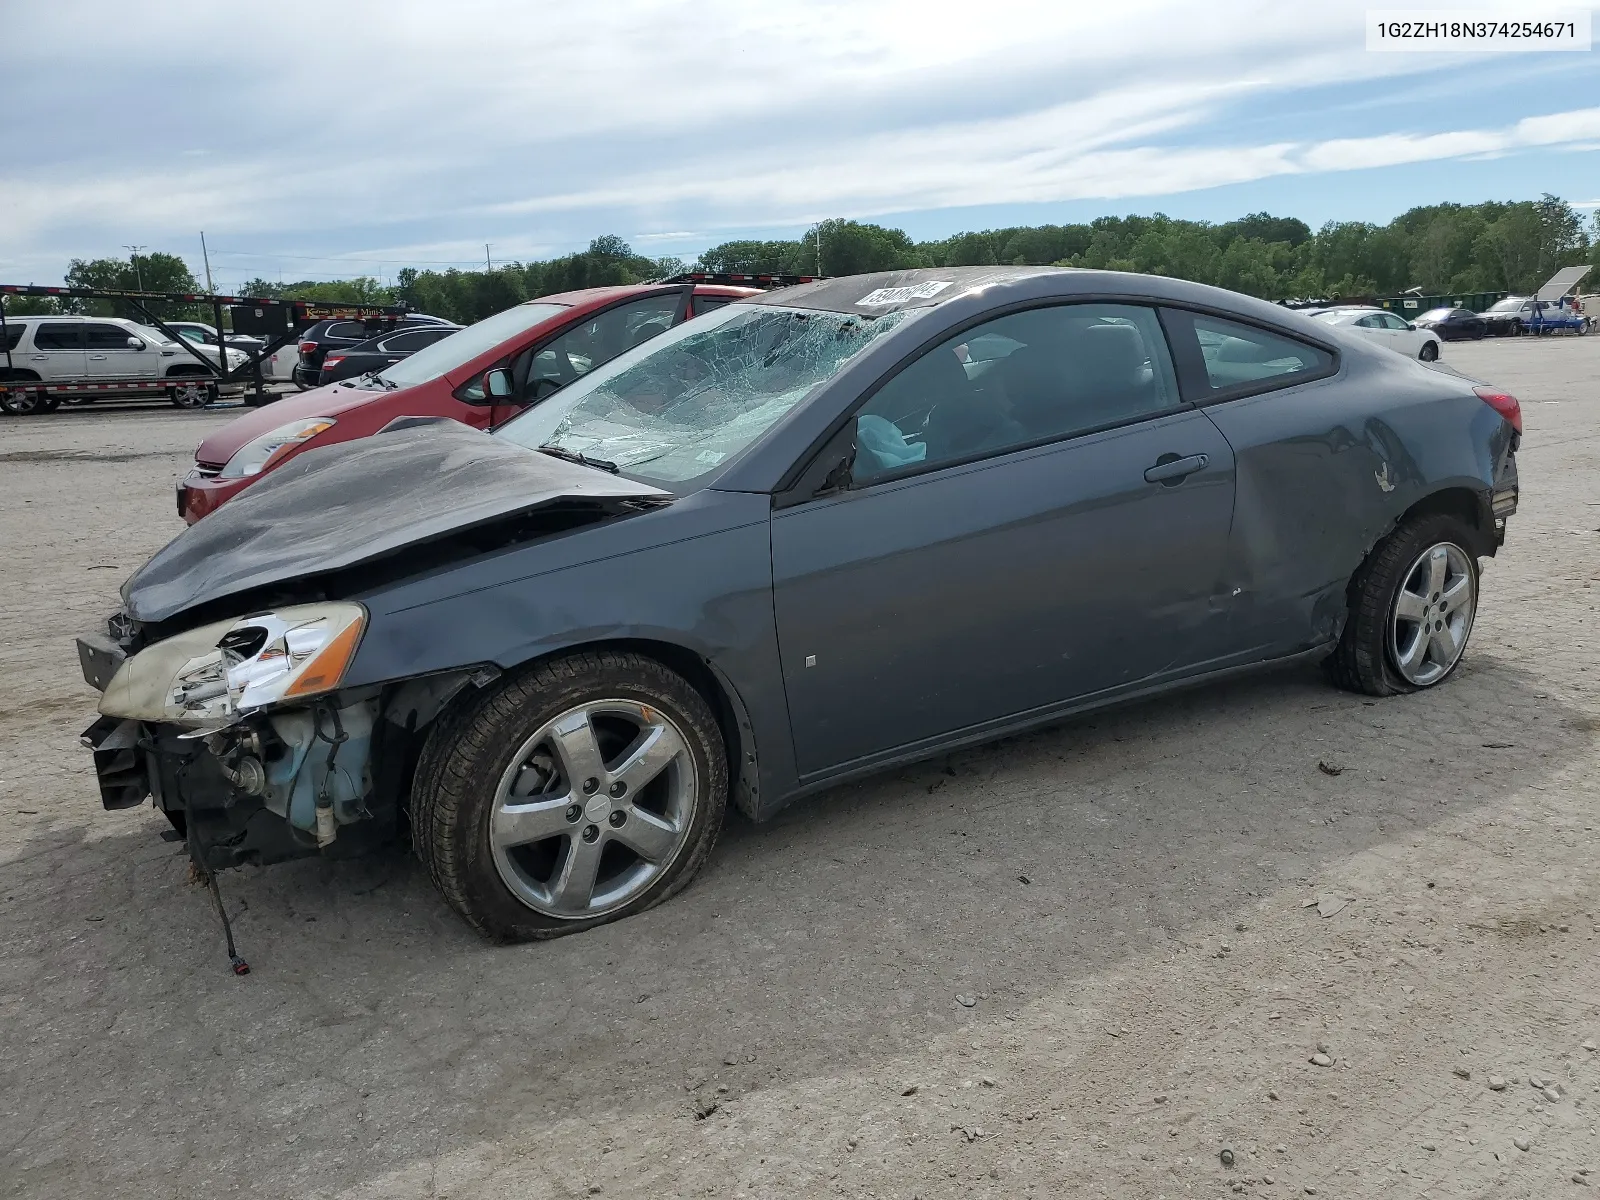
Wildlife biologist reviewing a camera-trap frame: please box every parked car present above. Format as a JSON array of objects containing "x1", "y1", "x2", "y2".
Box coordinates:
[
  {"x1": 293, "y1": 314, "x2": 453, "y2": 389},
  {"x1": 1308, "y1": 306, "x2": 1440, "y2": 360},
  {"x1": 1477, "y1": 296, "x2": 1589, "y2": 336},
  {"x1": 1413, "y1": 307, "x2": 1487, "y2": 341},
  {"x1": 80, "y1": 266, "x2": 1521, "y2": 945},
  {"x1": 178, "y1": 282, "x2": 760, "y2": 522},
  {"x1": 165, "y1": 321, "x2": 267, "y2": 354},
  {"x1": 0, "y1": 315, "x2": 246, "y2": 413},
  {"x1": 1479, "y1": 296, "x2": 1533, "y2": 336},
  {"x1": 261, "y1": 342, "x2": 298, "y2": 383},
  {"x1": 318, "y1": 321, "x2": 462, "y2": 385}
]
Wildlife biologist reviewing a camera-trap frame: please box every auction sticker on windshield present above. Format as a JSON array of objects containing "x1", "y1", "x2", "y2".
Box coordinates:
[{"x1": 857, "y1": 281, "x2": 954, "y2": 306}]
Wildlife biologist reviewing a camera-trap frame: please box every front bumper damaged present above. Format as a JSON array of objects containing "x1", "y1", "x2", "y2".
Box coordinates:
[{"x1": 79, "y1": 703, "x2": 397, "y2": 868}]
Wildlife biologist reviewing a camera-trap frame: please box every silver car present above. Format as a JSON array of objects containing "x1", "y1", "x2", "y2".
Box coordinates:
[{"x1": 0, "y1": 315, "x2": 245, "y2": 412}]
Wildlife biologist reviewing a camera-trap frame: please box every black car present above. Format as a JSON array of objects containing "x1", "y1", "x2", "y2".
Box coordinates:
[
  {"x1": 79, "y1": 266, "x2": 1521, "y2": 946},
  {"x1": 293, "y1": 314, "x2": 452, "y2": 389},
  {"x1": 317, "y1": 322, "x2": 461, "y2": 386},
  {"x1": 1413, "y1": 307, "x2": 1487, "y2": 341}
]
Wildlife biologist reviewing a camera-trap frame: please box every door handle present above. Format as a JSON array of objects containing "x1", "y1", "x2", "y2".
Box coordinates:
[
  {"x1": 1144, "y1": 453, "x2": 1209, "y2": 485},
  {"x1": 89, "y1": 354, "x2": 107, "y2": 361}
]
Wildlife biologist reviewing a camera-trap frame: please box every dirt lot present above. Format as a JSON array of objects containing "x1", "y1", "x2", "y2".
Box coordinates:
[{"x1": 2, "y1": 339, "x2": 1598, "y2": 1200}]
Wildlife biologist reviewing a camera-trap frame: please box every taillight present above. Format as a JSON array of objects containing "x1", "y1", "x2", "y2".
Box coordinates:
[
  {"x1": 298, "y1": 340, "x2": 318, "y2": 357},
  {"x1": 1473, "y1": 385, "x2": 1522, "y2": 434},
  {"x1": 323, "y1": 356, "x2": 344, "y2": 369}
]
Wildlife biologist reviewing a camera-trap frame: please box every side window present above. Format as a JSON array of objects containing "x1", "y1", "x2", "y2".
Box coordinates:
[
  {"x1": 851, "y1": 303, "x2": 1181, "y2": 484},
  {"x1": 86, "y1": 323, "x2": 136, "y2": 349},
  {"x1": 33, "y1": 323, "x2": 82, "y2": 350},
  {"x1": 1380, "y1": 313, "x2": 1410, "y2": 330},
  {"x1": 3, "y1": 323, "x2": 26, "y2": 352},
  {"x1": 523, "y1": 294, "x2": 681, "y2": 400},
  {"x1": 327, "y1": 321, "x2": 369, "y2": 341},
  {"x1": 1354, "y1": 314, "x2": 1383, "y2": 328},
  {"x1": 380, "y1": 330, "x2": 434, "y2": 352},
  {"x1": 691, "y1": 295, "x2": 733, "y2": 316},
  {"x1": 1172, "y1": 311, "x2": 1334, "y2": 397}
]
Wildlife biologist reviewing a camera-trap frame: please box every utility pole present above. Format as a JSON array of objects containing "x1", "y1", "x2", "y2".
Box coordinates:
[
  {"x1": 815, "y1": 227, "x2": 823, "y2": 276},
  {"x1": 123, "y1": 244, "x2": 147, "y2": 291},
  {"x1": 199, "y1": 232, "x2": 215, "y2": 292},
  {"x1": 485, "y1": 244, "x2": 493, "y2": 272}
]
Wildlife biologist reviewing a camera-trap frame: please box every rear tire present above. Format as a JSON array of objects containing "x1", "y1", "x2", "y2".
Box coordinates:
[
  {"x1": 1, "y1": 390, "x2": 44, "y2": 415},
  {"x1": 1324, "y1": 513, "x2": 1480, "y2": 697},
  {"x1": 411, "y1": 650, "x2": 727, "y2": 942}
]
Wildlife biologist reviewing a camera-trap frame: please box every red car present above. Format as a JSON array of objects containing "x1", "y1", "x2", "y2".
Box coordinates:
[{"x1": 179, "y1": 281, "x2": 764, "y2": 522}]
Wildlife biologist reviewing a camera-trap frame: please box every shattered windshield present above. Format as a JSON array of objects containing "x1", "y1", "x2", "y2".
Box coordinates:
[{"x1": 497, "y1": 304, "x2": 914, "y2": 486}]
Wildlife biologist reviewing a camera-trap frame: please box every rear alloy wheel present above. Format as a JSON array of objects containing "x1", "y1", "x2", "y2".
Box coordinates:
[
  {"x1": 169, "y1": 380, "x2": 216, "y2": 408},
  {"x1": 1388, "y1": 542, "x2": 1476, "y2": 686},
  {"x1": 412, "y1": 650, "x2": 727, "y2": 941},
  {"x1": 1325, "y1": 513, "x2": 1480, "y2": 696},
  {"x1": 1418, "y1": 341, "x2": 1439, "y2": 362},
  {"x1": 0, "y1": 388, "x2": 46, "y2": 415}
]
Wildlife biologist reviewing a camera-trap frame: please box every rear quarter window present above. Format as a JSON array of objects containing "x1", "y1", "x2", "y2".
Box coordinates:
[
  {"x1": 1163, "y1": 309, "x2": 1335, "y2": 401},
  {"x1": 3, "y1": 323, "x2": 25, "y2": 351}
]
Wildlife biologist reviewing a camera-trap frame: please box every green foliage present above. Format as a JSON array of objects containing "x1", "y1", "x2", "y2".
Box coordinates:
[
  {"x1": 64, "y1": 252, "x2": 201, "y2": 318},
  {"x1": 32, "y1": 199, "x2": 1593, "y2": 334}
]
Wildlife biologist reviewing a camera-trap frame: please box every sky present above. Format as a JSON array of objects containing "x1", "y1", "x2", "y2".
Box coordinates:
[{"x1": 1, "y1": 0, "x2": 1597, "y2": 291}]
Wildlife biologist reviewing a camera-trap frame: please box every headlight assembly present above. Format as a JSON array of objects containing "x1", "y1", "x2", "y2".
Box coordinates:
[
  {"x1": 99, "y1": 603, "x2": 366, "y2": 726},
  {"x1": 217, "y1": 417, "x2": 336, "y2": 479}
]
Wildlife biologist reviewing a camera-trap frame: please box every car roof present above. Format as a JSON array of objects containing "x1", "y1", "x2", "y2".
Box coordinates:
[
  {"x1": 751, "y1": 266, "x2": 1066, "y2": 317},
  {"x1": 529, "y1": 282, "x2": 761, "y2": 307}
]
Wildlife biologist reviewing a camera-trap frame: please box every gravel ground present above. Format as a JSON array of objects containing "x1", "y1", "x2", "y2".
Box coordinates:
[{"x1": 1, "y1": 338, "x2": 1597, "y2": 1200}]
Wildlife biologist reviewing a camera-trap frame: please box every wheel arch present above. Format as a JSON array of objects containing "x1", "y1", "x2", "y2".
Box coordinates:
[
  {"x1": 1395, "y1": 485, "x2": 1496, "y2": 558},
  {"x1": 407, "y1": 636, "x2": 760, "y2": 820}
]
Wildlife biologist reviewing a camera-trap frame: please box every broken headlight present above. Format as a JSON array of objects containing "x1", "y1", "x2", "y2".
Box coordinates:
[{"x1": 99, "y1": 603, "x2": 366, "y2": 726}]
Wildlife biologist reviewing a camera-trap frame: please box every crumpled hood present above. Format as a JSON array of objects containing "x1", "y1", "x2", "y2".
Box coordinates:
[{"x1": 122, "y1": 422, "x2": 671, "y2": 624}]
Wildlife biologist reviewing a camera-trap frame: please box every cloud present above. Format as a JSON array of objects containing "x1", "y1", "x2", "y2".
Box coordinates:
[{"x1": 0, "y1": 0, "x2": 1592, "y2": 280}]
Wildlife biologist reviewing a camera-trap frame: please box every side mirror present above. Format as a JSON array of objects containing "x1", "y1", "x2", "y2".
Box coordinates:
[
  {"x1": 126, "y1": 337, "x2": 145, "y2": 350},
  {"x1": 484, "y1": 367, "x2": 514, "y2": 399},
  {"x1": 1406, "y1": 322, "x2": 1416, "y2": 331}
]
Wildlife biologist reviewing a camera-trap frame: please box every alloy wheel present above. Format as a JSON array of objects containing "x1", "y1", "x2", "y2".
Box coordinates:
[
  {"x1": 1389, "y1": 542, "x2": 1475, "y2": 686},
  {"x1": 171, "y1": 382, "x2": 209, "y2": 408},
  {"x1": 488, "y1": 699, "x2": 699, "y2": 919}
]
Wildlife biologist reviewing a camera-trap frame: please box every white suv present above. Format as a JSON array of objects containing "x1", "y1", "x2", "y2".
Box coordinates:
[{"x1": 0, "y1": 315, "x2": 247, "y2": 412}]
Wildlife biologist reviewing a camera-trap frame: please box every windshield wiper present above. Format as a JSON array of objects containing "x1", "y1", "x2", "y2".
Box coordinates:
[
  {"x1": 367, "y1": 373, "x2": 398, "y2": 390},
  {"x1": 537, "y1": 444, "x2": 620, "y2": 474}
]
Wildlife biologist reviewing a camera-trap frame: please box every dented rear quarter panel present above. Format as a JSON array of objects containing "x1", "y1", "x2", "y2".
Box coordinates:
[{"x1": 1200, "y1": 343, "x2": 1509, "y2": 656}]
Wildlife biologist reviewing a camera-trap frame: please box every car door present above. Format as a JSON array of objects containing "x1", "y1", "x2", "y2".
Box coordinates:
[
  {"x1": 1375, "y1": 311, "x2": 1420, "y2": 355},
  {"x1": 28, "y1": 322, "x2": 85, "y2": 381},
  {"x1": 490, "y1": 292, "x2": 688, "y2": 427},
  {"x1": 1158, "y1": 307, "x2": 1354, "y2": 660},
  {"x1": 85, "y1": 322, "x2": 155, "y2": 380},
  {"x1": 769, "y1": 301, "x2": 1238, "y2": 778}
]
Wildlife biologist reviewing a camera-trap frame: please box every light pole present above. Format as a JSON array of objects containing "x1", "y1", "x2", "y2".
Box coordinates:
[{"x1": 123, "y1": 245, "x2": 147, "y2": 291}]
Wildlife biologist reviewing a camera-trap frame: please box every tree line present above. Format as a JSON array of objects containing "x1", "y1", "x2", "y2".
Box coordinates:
[{"x1": 8, "y1": 196, "x2": 1595, "y2": 327}]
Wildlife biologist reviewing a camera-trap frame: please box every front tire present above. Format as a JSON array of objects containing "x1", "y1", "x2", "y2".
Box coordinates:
[
  {"x1": 1324, "y1": 513, "x2": 1480, "y2": 696},
  {"x1": 412, "y1": 650, "x2": 728, "y2": 941},
  {"x1": 168, "y1": 379, "x2": 217, "y2": 408},
  {"x1": 1418, "y1": 341, "x2": 1439, "y2": 362}
]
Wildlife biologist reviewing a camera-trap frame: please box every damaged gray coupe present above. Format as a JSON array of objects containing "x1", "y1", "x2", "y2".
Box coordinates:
[{"x1": 78, "y1": 267, "x2": 1521, "y2": 943}]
